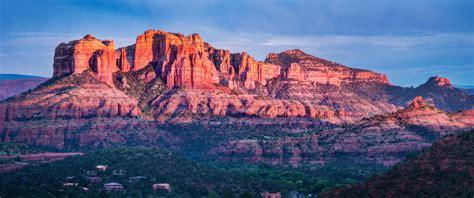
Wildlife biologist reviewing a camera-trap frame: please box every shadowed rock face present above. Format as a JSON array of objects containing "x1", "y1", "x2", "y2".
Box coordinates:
[{"x1": 116, "y1": 48, "x2": 131, "y2": 72}]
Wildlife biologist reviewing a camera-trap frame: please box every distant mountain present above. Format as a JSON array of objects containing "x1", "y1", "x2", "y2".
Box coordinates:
[
  {"x1": 0, "y1": 74, "x2": 46, "y2": 81},
  {"x1": 0, "y1": 75, "x2": 48, "y2": 101},
  {"x1": 454, "y1": 84, "x2": 474, "y2": 95},
  {"x1": 323, "y1": 130, "x2": 474, "y2": 197}
]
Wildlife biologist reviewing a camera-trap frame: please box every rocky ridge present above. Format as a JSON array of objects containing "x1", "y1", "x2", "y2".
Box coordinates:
[
  {"x1": 45, "y1": 30, "x2": 474, "y2": 122},
  {"x1": 209, "y1": 97, "x2": 474, "y2": 166},
  {"x1": 0, "y1": 28, "x2": 473, "y2": 161}
]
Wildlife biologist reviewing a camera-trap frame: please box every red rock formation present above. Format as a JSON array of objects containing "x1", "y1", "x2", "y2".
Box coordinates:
[
  {"x1": 133, "y1": 30, "x2": 219, "y2": 89},
  {"x1": 133, "y1": 30, "x2": 156, "y2": 71},
  {"x1": 53, "y1": 34, "x2": 117, "y2": 85},
  {"x1": 285, "y1": 63, "x2": 304, "y2": 81},
  {"x1": 209, "y1": 98, "x2": 474, "y2": 166},
  {"x1": 232, "y1": 52, "x2": 281, "y2": 89},
  {"x1": 408, "y1": 96, "x2": 427, "y2": 109},
  {"x1": 2, "y1": 28, "x2": 473, "y2": 155},
  {"x1": 0, "y1": 73, "x2": 140, "y2": 123},
  {"x1": 1, "y1": 118, "x2": 161, "y2": 148},
  {"x1": 117, "y1": 48, "x2": 131, "y2": 72},
  {"x1": 207, "y1": 47, "x2": 237, "y2": 87},
  {"x1": 151, "y1": 89, "x2": 360, "y2": 123},
  {"x1": 422, "y1": 76, "x2": 452, "y2": 87},
  {"x1": 206, "y1": 45, "x2": 281, "y2": 89},
  {"x1": 265, "y1": 49, "x2": 389, "y2": 86}
]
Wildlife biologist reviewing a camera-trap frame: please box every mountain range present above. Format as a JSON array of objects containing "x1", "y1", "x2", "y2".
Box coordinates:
[{"x1": 1, "y1": 29, "x2": 473, "y2": 169}]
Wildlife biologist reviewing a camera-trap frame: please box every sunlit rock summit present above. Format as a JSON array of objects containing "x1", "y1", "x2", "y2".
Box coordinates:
[{"x1": 1, "y1": 29, "x2": 473, "y2": 158}]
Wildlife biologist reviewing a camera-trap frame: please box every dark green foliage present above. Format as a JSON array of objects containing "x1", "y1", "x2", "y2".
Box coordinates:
[
  {"x1": 0, "y1": 147, "x2": 383, "y2": 197},
  {"x1": 323, "y1": 130, "x2": 474, "y2": 197},
  {"x1": 113, "y1": 66, "x2": 165, "y2": 116},
  {"x1": 0, "y1": 143, "x2": 60, "y2": 159}
]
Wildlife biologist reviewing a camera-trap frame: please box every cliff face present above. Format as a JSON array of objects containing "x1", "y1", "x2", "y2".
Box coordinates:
[
  {"x1": 130, "y1": 30, "x2": 282, "y2": 90},
  {"x1": 53, "y1": 35, "x2": 118, "y2": 85},
  {"x1": 116, "y1": 48, "x2": 131, "y2": 72},
  {"x1": 1, "y1": 28, "x2": 473, "y2": 155},
  {"x1": 49, "y1": 30, "x2": 472, "y2": 120},
  {"x1": 209, "y1": 97, "x2": 474, "y2": 167},
  {"x1": 132, "y1": 30, "x2": 220, "y2": 89},
  {"x1": 265, "y1": 49, "x2": 389, "y2": 86}
]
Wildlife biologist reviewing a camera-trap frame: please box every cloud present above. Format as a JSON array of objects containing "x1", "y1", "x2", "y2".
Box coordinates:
[
  {"x1": 256, "y1": 33, "x2": 474, "y2": 50},
  {"x1": 3, "y1": 32, "x2": 81, "y2": 46},
  {"x1": 3, "y1": 32, "x2": 136, "y2": 48}
]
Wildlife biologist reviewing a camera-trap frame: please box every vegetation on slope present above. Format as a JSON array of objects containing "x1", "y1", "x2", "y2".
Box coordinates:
[
  {"x1": 323, "y1": 130, "x2": 474, "y2": 197},
  {"x1": 0, "y1": 147, "x2": 375, "y2": 197}
]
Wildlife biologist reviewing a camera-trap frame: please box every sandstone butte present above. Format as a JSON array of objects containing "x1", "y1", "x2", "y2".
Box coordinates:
[
  {"x1": 0, "y1": 29, "x2": 473, "y2": 164},
  {"x1": 53, "y1": 30, "x2": 389, "y2": 90},
  {"x1": 1, "y1": 29, "x2": 473, "y2": 124},
  {"x1": 43, "y1": 30, "x2": 394, "y2": 121}
]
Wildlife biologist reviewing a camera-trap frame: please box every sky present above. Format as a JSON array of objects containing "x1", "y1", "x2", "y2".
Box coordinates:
[{"x1": 0, "y1": 0, "x2": 473, "y2": 86}]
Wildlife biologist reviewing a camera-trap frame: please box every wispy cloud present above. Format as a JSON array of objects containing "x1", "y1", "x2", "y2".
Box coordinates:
[
  {"x1": 254, "y1": 33, "x2": 474, "y2": 50},
  {"x1": 4, "y1": 32, "x2": 136, "y2": 48},
  {"x1": 4, "y1": 32, "x2": 81, "y2": 46}
]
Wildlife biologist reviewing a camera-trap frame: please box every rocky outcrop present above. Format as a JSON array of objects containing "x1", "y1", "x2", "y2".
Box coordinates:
[
  {"x1": 423, "y1": 76, "x2": 452, "y2": 87},
  {"x1": 398, "y1": 76, "x2": 474, "y2": 112},
  {"x1": 232, "y1": 52, "x2": 281, "y2": 89},
  {"x1": 2, "y1": 28, "x2": 473, "y2": 157},
  {"x1": 207, "y1": 46, "x2": 282, "y2": 89},
  {"x1": 116, "y1": 48, "x2": 131, "y2": 72},
  {"x1": 265, "y1": 49, "x2": 389, "y2": 86},
  {"x1": 151, "y1": 89, "x2": 355, "y2": 123},
  {"x1": 407, "y1": 96, "x2": 428, "y2": 109},
  {"x1": 285, "y1": 63, "x2": 305, "y2": 81},
  {"x1": 132, "y1": 30, "x2": 220, "y2": 89},
  {"x1": 53, "y1": 34, "x2": 117, "y2": 85},
  {"x1": 0, "y1": 73, "x2": 140, "y2": 123},
  {"x1": 209, "y1": 97, "x2": 474, "y2": 166},
  {"x1": 1, "y1": 118, "x2": 163, "y2": 149}
]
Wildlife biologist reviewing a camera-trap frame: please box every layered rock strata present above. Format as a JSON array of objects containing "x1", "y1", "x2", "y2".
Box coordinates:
[
  {"x1": 53, "y1": 34, "x2": 117, "y2": 85},
  {"x1": 209, "y1": 97, "x2": 474, "y2": 166}
]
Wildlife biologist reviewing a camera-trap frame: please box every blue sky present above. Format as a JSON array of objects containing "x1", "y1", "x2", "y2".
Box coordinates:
[{"x1": 0, "y1": 0, "x2": 473, "y2": 86}]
